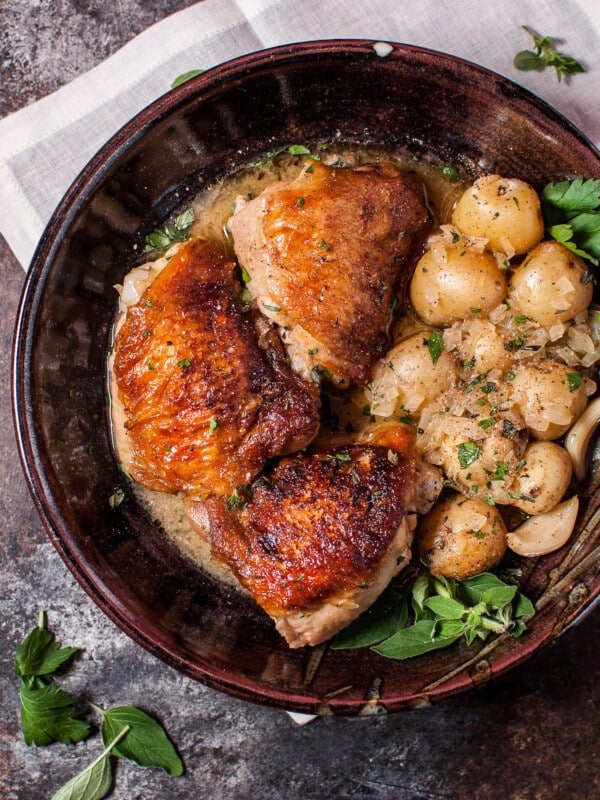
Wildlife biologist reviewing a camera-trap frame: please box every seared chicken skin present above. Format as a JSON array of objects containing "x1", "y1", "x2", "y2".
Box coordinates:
[
  {"x1": 112, "y1": 237, "x2": 320, "y2": 498},
  {"x1": 228, "y1": 160, "x2": 431, "y2": 387},
  {"x1": 186, "y1": 440, "x2": 417, "y2": 647}
]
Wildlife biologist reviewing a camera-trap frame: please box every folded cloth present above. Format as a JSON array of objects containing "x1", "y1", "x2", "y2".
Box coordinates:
[{"x1": 0, "y1": 0, "x2": 598, "y2": 269}]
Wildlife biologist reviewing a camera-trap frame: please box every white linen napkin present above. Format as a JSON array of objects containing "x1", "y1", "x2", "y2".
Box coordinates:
[{"x1": 0, "y1": 0, "x2": 599, "y2": 270}]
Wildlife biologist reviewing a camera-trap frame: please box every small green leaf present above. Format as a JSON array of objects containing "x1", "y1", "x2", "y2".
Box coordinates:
[
  {"x1": 331, "y1": 589, "x2": 408, "y2": 649},
  {"x1": 14, "y1": 615, "x2": 78, "y2": 680},
  {"x1": 424, "y1": 596, "x2": 466, "y2": 620},
  {"x1": 458, "y1": 572, "x2": 507, "y2": 605},
  {"x1": 171, "y1": 69, "x2": 203, "y2": 89},
  {"x1": 513, "y1": 50, "x2": 544, "y2": 71},
  {"x1": 100, "y1": 706, "x2": 183, "y2": 776},
  {"x1": 480, "y1": 585, "x2": 518, "y2": 610},
  {"x1": 20, "y1": 681, "x2": 91, "y2": 746},
  {"x1": 567, "y1": 372, "x2": 583, "y2": 392},
  {"x1": 457, "y1": 440, "x2": 482, "y2": 468},
  {"x1": 427, "y1": 330, "x2": 444, "y2": 365},
  {"x1": 289, "y1": 144, "x2": 311, "y2": 155},
  {"x1": 50, "y1": 754, "x2": 112, "y2": 800},
  {"x1": 513, "y1": 593, "x2": 535, "y2": 618},
  {"x1": 372, "y1": 620, "x2": 461, "y2": 660}
]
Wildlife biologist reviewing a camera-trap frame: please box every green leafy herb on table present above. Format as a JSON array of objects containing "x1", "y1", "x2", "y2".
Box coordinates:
[
  {"x1": 542, "y1": 179, "x2": 600, "y2": 266},
  {"x1": 514, "y1": 26, "x2": 585, "y2": 82},
  {"x1": 15, "y1": 610, "x2": 90, "y2": 746},
  {"x1": 331, "y1": 572, "x2": 534, "y2": 658},
  {"x1": 145, "y1": 208, "x2": 195, "y2": 253},
  {"x1": 14, "y1": 612, "x2": 183, "y2": 799}
]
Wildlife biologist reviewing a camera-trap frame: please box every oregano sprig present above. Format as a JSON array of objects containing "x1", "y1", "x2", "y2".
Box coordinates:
[
  {"x1": 514, "y1": 26, "x2": 585, "y2": 82},
  {"x1": 14, "y1": 612, "x2": 184, "y2": 799},
  {"x1": 331, "y1": 572, "x2": 534, "y2": 658}
]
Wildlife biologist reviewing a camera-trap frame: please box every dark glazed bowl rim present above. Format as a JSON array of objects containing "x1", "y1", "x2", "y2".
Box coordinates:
[{"x1": 12, "y1": 40, "x2": 600, "y2": 714}]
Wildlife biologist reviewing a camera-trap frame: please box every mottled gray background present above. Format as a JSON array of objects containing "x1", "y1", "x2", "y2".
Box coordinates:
[{"x1": 1, "y1": 2, "x2": 599, "y2": 799}]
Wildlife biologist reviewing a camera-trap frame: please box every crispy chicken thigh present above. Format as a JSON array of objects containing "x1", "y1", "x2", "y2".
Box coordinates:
[
  {"x1": 228, "y1": 160, "x2": 431, "y2": 387},
  {"x1": 112, "y1": 236, "x2": 320, "y2": 498},
  {"x1": 186, "y1": 441, "x2": 417, "y2": 647}
]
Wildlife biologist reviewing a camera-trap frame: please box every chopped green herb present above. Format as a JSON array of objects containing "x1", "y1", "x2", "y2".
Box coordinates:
[
  {"x1": 318, "y1": 239, "x2": 331, "y2": 251},
  {"x1": 457, "y1": 441, "x2": 482, "y2": 469},
  {"x1": 440, "y1": 164, "x2": 458, "y2": 182},
  {"x1": 478, "y1": 417, "x2": 495, "y2": 430},
  {"x1": 289, "y1": 144, "x2": 311, "y2": 155},
  {"x1": 208, "y1": 416, "x2": 218, "y2": 433},
  {"x1": 262, "y1": 302, "x2": 282, "y2": 312},
  {"x1": 177, "y1": 358, "x2": 191, "y2": 369},
  {"x1": 567, "y1": 372, "x2": 583, "y2": 392},
  {"x1": 241, "y1": 266, "x2": 252, "y2": 283},
  {"x1": 295, "y1": 197, "x2": 305, "y2": 207},
  {"x1": 144, "y1": 209, "x2": 195, "y2": 253},
  {"x1": 427, "y1": 330, "x2": 444, "y2": 365}
]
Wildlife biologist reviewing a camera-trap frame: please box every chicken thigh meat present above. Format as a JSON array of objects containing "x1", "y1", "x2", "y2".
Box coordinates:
[{"x1": 228, "y1": 159, "x2": 431, "y2": 387}]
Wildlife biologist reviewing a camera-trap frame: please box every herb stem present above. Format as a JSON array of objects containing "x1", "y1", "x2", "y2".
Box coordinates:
[
  {"x1": 38, "y1": 609, "x2": 45, "y2": 630},
  {"x1": 88, "y1": 701, "x2": 105, "y2": 717},
  {"x1": 101, "y1": 725, "x2": 131, "y2": 760},
  {"x1": 480, "y1": 615, "x2": 507, "y2": 633}
]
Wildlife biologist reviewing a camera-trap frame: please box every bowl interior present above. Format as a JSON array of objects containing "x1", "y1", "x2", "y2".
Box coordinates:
[{"x1": 13, "y1": 41, "x2": 600, "y2": 714}]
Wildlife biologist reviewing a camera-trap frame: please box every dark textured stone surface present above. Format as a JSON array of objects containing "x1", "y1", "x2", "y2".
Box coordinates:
[{"x1": 1, "y1": 3, "x2": 599, "y2": 799}]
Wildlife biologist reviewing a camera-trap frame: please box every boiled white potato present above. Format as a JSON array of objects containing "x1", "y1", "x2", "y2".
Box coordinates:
[
  {"x1": 367, "y1": 332, "x2": 458, "y2": 417},
  {"x1": 452, "y1": 175, "x2": 544, "y2": 255},
  {"x1": 511, "y1": 360, "x2": 589, "y2": 440},
  {"x1": 508, "y1": 241, "x2": 593, "y2": 325},
  {"x1": 410, "y1": 245, "x2": 506, "y2": 326},
  {"x1": 416, "y1": 495, "x2": 507, "y2": 580},
  {"x1": 509, "y1": 441, "x2": 572, "y2": 514}
]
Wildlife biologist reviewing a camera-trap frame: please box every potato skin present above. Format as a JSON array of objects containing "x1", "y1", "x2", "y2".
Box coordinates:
[
  {"x1": 511, "y1": 360, "x2": 588, "y2": 440},
  {"x1": 409, "y1": 246, "x2": 507, "y2": 326},
  {"x1": 508, "y1": 241, "x2": 593, "y2": 325},
  {"x1": 416, "y1": 495, "x2": 507, "y2": 580},
  {"x1": 510, "y1": 441, "x2": 573, "y2": 514},
  {"x1": 452, "y1": 175, "x2": 544, "y2": 255}
]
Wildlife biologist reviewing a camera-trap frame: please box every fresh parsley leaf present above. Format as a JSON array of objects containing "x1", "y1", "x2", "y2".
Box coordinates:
[
  {"x1": 20, "y1": 682, "x2": 91, "y2": 746},
  {"x1": 288, "y1": 144, "x2": 311, "y2": 155},
  {"x1": 330, "y1": 588, "x2": 408, "y2": 649},
  {"x1": 99, "y1": 706, "x2": 183, "y2": 777},
  {"x1": 457, "y1": 440, "x2": 482, "y2": 468},
  {"x1": 170, "y1": 69, "x2": 203, "y2": 89},
  {"x1": 14, "y1": 612, "x2": 78, "y2": 681},
  {"x1": 427, "y1": 330, "x2": 444, "y2": 365},
  {"x1": 514, "y1": 26, "x2": 585, "y2": 82},
  {"x1": 542, "y1": 179, "x2": 600, "y2": 265}
]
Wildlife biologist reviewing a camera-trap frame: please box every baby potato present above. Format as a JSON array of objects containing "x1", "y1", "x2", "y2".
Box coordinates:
[
  {"x1": 508, "y1": 241, "x2": 593, "y2": 325},
  {"x1": 416, "y1": 495, "x2": 507, "y2": 580},
  {"x1": 511, "y1": 360, "x2": 588, "y2": 440},
  {"x1": 509, "y1": 441, "x2": 572, "y2": 514},
  {"x1": 371, "y1": 332, "x2": 458, "y2": 415},
  {"x1": 410, "y1": 245, "x2": 506, "y2": 326},
  {"x1": 452, "y1": 175, "x2": 544, "y2": 255}
]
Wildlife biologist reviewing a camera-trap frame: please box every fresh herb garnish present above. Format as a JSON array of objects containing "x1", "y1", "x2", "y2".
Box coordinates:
[
  {"x1": 567, "y1": 372, "x2": 583, "y2": 392},
  {"x1": 427, "y1": 330, "x2": 444, "y2": 365},
  {"x1": 145, "y1": 208, "x2": 195, "y2": 253},
  {"x1": 208, "y1": 416, "x2": 219, "y2": 433},
  {"x1": 541, "y1": 179, "x2": 600, "y2": 265},
  {"x1": 15, "y1": 612, "x2": 183, "y2": 799},
  {"x1": 457, "y1": 440, "x2": 482, "y2": 468},
  {"x1": 170, "y1": 69, "x2": 203, "y2": 88},
  {"x1": 289, "y1": 144, "x2": 311, "y2": 155},
  {"x1": 332, "y1": 572, "x2": 534, "y2": 658},
  {"x1": 514, "y1": 26, "x2": 585, "y2": 82}
]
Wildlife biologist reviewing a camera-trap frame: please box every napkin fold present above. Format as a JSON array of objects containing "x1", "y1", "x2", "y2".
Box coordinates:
[{"x1": 0, "y1": 0, "x2": 599, "y2": 269}]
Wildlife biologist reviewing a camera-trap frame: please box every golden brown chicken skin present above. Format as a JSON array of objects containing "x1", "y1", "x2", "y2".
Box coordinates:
[
  {"x1": 189, "y1": 442, "x2": 416, "y2": 646},
  {"x1": 228, "y1": 160, "x2": 431, "y2": 387},
  {"x1": 112, "y1": 237, "x2": 320, "y2": 498}
]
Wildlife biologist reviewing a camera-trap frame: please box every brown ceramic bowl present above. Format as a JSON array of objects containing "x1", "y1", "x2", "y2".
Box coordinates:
[{"x1": 12, "y1": 41, "x2": 600, "y2": 714}]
